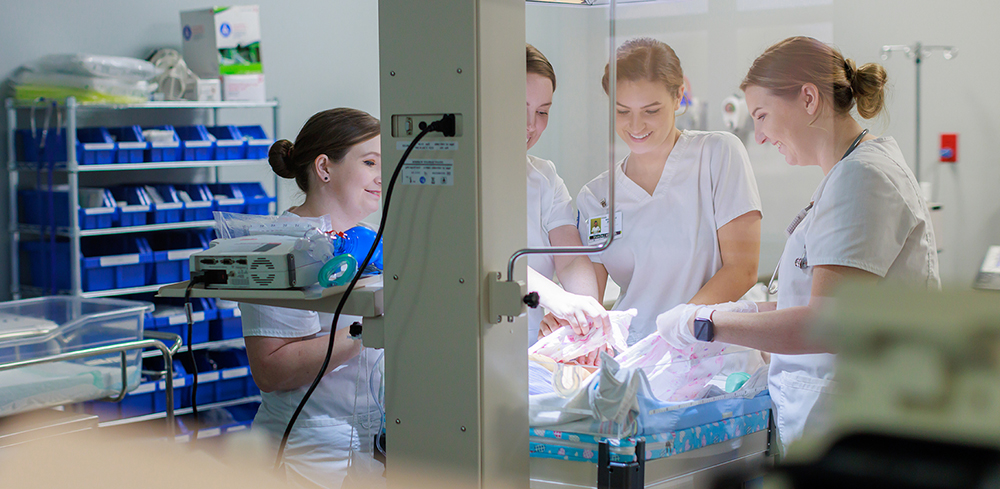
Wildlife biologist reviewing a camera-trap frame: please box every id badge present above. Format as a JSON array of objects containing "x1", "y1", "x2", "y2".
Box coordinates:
[{"x1": 587, "y1": 211, "x2": 623, "y2": 245}]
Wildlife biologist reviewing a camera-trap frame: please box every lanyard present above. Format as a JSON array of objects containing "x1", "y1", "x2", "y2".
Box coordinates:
[{"x1": 766, "y1": 129, "x2": 869, "y2": 295}]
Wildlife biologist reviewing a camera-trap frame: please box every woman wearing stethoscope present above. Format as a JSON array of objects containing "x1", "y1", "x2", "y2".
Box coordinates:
[
  {"x1": 656, "y1": 37, "x2": 940, "y2": 454},
  {"x1": 575, "y1": 37, "x2": 763, "y2": 346}
]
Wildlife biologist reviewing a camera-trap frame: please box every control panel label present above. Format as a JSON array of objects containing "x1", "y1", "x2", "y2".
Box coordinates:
[
  {"x1": 402, "y1": 159, "x2": 454, "y2": 186},
  {"x1": 397, "y1": 141, "x2": 458, "y2": 151}
]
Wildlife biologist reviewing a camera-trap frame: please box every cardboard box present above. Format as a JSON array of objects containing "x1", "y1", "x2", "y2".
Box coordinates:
[
  {"x1": 181, "y1": 6, "x2": 263, "y2": 79},
  {"x1": 222, "y1": 74, "x2": 265, "y2": 102},
  {"x1": 194, "y1": 78, "x2": 222, "y2": 102}
]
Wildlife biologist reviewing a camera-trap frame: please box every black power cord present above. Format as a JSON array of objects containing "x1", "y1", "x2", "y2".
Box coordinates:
[
  {"x1": 183, "y1": 275, "x2": 208, "y2": 440},
  {"x1": 274, "y1": 114, "x2": 456, "y2": 470}
]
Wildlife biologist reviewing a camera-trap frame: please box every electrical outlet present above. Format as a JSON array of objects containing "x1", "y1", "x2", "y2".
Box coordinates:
[{"x1": 390, "y1": 114, "x2": 463, "y2": 138}]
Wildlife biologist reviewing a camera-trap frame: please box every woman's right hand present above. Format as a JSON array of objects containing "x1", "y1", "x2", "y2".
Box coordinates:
[
  {"x1": 542, "y1": 293, "x2": 611, "y2": 336},
  {"x1": 538, "y1": 312, "x2": 569, "y2": 338}
]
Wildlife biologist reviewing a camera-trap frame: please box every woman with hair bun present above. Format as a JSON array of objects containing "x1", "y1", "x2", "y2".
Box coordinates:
[
  {"x1": 655, "y1": 37, "x2": 940, "y2": 453},
  {"x1": 240, "y1": 108, "x2": 385, "y2": 487}
]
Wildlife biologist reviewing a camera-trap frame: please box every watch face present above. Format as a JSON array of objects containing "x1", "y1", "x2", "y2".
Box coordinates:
[{"x1": 693, "y1": 318, "x2": 714, "y2": 342}]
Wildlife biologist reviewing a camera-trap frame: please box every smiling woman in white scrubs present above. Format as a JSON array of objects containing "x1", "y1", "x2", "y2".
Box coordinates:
[
  {"x1": 576, "y1": 37, "x2": 763, "y2": 345},
  {"x1": 656, "y1": 37, "x2": 940, "y2": 454},
  {"x1": 240, "y1": 108, "x2": 385, "y2": 488},
  {"x1": 525, "y1": 44, "x2": 609, "y2": 345}
]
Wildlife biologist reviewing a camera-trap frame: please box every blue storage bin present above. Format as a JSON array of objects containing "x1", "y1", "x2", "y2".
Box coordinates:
[
  {"x1": 109, "y1": 186, "x2": 152, "y2": 227},
  {"x1": 154, "y1": 361, "x2": 188, "y2": 412},
  {"x1": 232, "y1": 182, "x2": 275, "y2": 215},
  {"x1": 206, "y1": 125, "x2": 247, "y2": 160},
  {"x1": 222, "y1": 403, "x2": 260, "y2": 433},
  {"x1": 144, "y1": 185, "x2": 185, "y2": 224},
  {"x1": 21, "y1": 236, "x2": 152, "y2": 292},
  {"x1": 148, "y1": 298, "x2": 215, "y2": 345},
  {"x1": 81, "y1": 377, "x2": 162, "y2": 420},
  {"x1": 211, "y1": 349, "x2": 255, "y2": 402},
  {"x1": 75, "y1": 127, "x2": 116, "y2": 165},
  {"x1": 18, "y1": 187, "x2": 117, "y2": 230},
  {"x1": 174, "y1": 184, "x2": 215, "y2": 221},
  {"x1": 209, "y1": 300, "x2": 242, "y2": 341},
  {"x1": 16, "y1": 127, "x2": 115, "y2": 165},
  {"x1": 108, "y1": 126, "x2": 148, "y2": 163},
  {"x1": 175, "y1": 125, "x2": 214, "y2": 161},
  {"x1": 236, "y1": 125, "x2": 272, "y2": 160},
  {"x1": 141, "y1": 125, "x2": 182, "y2": 162},
  {"x1": 80, "y1": 236, "x2": 154, "y2": 291},
  {"x1": 206, "y1": 183, "x2": 246, "y2": 214},
  {"x1": 173, "y1": 351, "x2": 215, "y2": 407},
  {"x1": 148, "y1": 231, "x2": 211, "y2": 284},
  {"x1": 20, "y1": 240, "x2": 70, "y2": 291},
  {"x1": 15, "y1": 127, "x2": 66, "y2": 164}
]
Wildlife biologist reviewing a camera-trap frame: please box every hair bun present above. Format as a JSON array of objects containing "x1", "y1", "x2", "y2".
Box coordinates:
[
  {"x1": 268, "y1": 139, "x2": 296, "y2": 179},
  {"x1": 844, "y1": 58, "x2": 857, "y2": 84}
]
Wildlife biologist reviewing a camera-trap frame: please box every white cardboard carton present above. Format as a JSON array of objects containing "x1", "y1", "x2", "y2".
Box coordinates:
[{"x1": 181, "y1": 6, "x2": 263, "y2": 79}]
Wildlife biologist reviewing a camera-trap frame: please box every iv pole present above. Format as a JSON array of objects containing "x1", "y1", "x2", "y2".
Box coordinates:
[{"x1": 881, "y1": 42, "x2": 957, "y2": 184}]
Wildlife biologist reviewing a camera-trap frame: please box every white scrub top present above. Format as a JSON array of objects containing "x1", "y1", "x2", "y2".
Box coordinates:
[
  {"x1": 577, "y1": 130, "x2": 762, "y2": 345},
  {"x1": 769, "y1": 136, "x2": 940, "y2": 451},
  {"x1": 240, "y1": 215, "x2": 384, "y2": 488},
  {"x1": 527, "y1": 155, "x2": 577, "y2": 344}
]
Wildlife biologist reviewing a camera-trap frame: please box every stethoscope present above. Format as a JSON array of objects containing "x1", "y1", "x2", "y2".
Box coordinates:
[{"x1": 766, "y1": 129, "x2": 869, "y2": 295}]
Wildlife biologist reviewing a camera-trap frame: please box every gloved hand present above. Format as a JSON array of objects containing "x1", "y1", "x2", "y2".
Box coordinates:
[
  {"x1": 713, "y1": 300, "x2": 758, "y2": 314},
  {"x1": 655, "y1": 303, "x2": 702, "y2": 348},
  {"x1": 655, "y1": 300, "x2": 758, "y2": 348},
  {"x1": 542, "y1": 292, "x2": 611, "y2": 337}
]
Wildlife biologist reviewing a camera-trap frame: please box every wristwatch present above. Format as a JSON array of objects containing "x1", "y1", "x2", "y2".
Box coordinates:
[{"x1": 693, "y1": 308, "x2": 716, "y2": 342}]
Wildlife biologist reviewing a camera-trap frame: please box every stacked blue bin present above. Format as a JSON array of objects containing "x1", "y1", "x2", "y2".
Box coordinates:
[
  {"x1": 207, "y1": 183, "x2": 245, "y2": 214},
  {"x1": 18, "y1": 187, "x2": 117, "y2": 230},
  {"x1": 147, "y1": 230, "x2": 212, "y2": 285},
  {"x1": 177, "y1": 349, "x2": 258, "y2": 407},
  {"x1": 210, "y1": 300, "x2": 243, "y2": 341},
  {"x1": 21, "y1": 236, "x2": 153, "y2": 292},
  {"x1": 147, "y1": 297, "x2": 215, "y2": 344},
  {"x1": 206, "y1": 126, "x2": 247, "y2": 160},
  {"x1": 109, "y1": 186, "x2": 152, "y2": 227},
  {"x1": 14, "y1": 125, "x2": 272, "y2": 165},
  {"x1": 141, "y1": 125, "x2": 183, "y2": 162},
  {"x1": 107, "y1": 126, "x2": 148, "y2": 163},
  {"x1": 14, "y1": 127, "x2": 115, "y2": 165},
  {"x1": 14, "y1": 127, "x2": 65, "y2": 164},
  {"x1": 233, "y1": 182, "x2": 276, "y2": 215},
  {"x1": 175, "y1": 125, "x2": 215, "y2": 161},
  {"x1": 145, "y1": 185, "x2": 185, "y2": 224},
  {"x1": 237, "y1": 125, "x2": 273, "y2": 159},
  {"x1": 79, "y1": 236, "x2": 154, "y2": 291},
  {"x1": 174, "y1": 184, "x2": 216, "y2": 221}
]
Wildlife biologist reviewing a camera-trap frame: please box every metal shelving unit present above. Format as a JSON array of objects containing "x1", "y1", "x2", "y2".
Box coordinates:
[
  {"x1": 7, "y1": 96, "x2": 279, "y2": 299},
  {"x1": 7, "y1": 97, "x2": 275, "y2": 436},
  {"x1": 19, "y1": 219, "x2": 217, "y2": 237}
]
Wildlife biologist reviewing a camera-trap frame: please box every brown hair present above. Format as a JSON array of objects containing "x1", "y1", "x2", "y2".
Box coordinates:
[
  {"x1": 526, "y1": 43, "x2": 556, "y2": 92},
  {"x1": 740, "y1": 36, "x2": 888, "y2": 119},
  {"x1": 602, "y1": 37, "x2": 684, "y2": 96},
  {"x1": 268, "y1": 108, "x2": 380, "y2": 192}
]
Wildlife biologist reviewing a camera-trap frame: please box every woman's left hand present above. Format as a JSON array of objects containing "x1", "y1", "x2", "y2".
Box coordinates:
[{"x1": 655, "y1": 303, "x2": 701, "y2": 348}]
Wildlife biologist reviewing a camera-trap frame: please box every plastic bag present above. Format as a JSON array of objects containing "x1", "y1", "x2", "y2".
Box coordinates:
[
  {"x1": 35, "y1": 54, "x2": 161, "y2": 82},
  {"x1": 528, "y1": 308, "x2": 637, "y2": 363},
  {"x1": 214, "y1": 211, "x2": 332, "y2": 239},
  {"x1": 13, "y1": 70, "x2": 155, "y2": 100}
]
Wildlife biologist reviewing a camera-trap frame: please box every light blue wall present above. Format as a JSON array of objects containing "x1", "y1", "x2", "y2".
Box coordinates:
[{"x1": 0, "y1": 0, "x2": 381, "y2": 300}]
